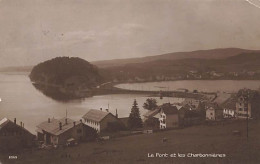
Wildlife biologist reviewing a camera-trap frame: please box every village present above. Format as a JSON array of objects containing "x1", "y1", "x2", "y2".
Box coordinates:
[{"x1": 0, "y1": 88, "x2": 259, "y2": 156}]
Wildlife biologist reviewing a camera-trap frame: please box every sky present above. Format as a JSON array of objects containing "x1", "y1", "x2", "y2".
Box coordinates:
[{"x1": 1, "y1": 0, "x2": 260, "y2": 67}]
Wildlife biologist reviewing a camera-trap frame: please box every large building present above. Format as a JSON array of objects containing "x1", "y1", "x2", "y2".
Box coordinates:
[
  {"x1": 82, "y1": 109, "x2": 123, "y2": 133},
  {"x1": 0, "y1": 118, "x2": 35, "y2": 152},
  {"x1": 235, "y1": 89, "x2": 260, "y2": 119},
  {"x1": 158, "y1": 103, "x2": 179, "y2": 129},
  {"x1": 36, "y1": 117, "x2": 96, "y2": 145}
]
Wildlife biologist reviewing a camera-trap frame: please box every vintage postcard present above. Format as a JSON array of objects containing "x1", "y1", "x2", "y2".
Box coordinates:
[{"x1": 0, "y1": 0, "x2": 260, "y2": 163}]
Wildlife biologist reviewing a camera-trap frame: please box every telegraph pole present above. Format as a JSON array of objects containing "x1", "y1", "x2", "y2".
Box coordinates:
[{"x1": 246, "y1": 90, "x2": 249, "y2": 141}]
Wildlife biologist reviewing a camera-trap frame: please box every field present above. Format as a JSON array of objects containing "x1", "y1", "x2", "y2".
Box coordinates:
[{"x1": 1, "y1": 120, "x2": 260, "y2": 164}]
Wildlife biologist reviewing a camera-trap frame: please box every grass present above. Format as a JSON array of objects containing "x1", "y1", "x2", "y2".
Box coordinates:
[{"x1": 1, "y1": 120, "x2": 259, "y2": 164}]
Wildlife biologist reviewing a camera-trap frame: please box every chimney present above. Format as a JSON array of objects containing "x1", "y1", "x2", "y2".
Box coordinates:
[
  {"x1": 65, "y1": 118, "x2": 68, "y2": 125},
  {"x1": 80, "y1": 119, "x2": 82, "y2": 123},
  {"x1": 73, "y1": 121, "x2": 76, "y2": 127},
  {"x1": 14, "y1": 118, "x2": 16, "y2": 124},
  {"x1": 48, "y1": 118, "x2": 50, "y2": 123},
  {"x1": 106, "y1": 109, "x2": 109, "y2": 112},
  {"x1": 100, "y1": 108, "x2": 102, "y2": 111},
  {"x1": 116, "y1": 109, "x2": 118, "y2": 118},
  {"x1": 59, "y1": 122, "x2": 62, "y2": 130},
  {"x1": 20, "y1": 121, "x2": 22, "y2": 127}
]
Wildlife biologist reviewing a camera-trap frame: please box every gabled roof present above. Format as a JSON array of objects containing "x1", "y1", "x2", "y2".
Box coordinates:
[
  {"x1": 181, "y1": 98, "x2": 201, "y2": 109},
  {"x1": 36, "y1": 118, "x2": 81, "y2": 136},
  {"x1": 206, "y1": 103, "x2": 222, "y2": 111},
  {"x1": 143, "y1": 108, "x2": 161, "y2": 118},
  {"x1": 160, "y1": 104, "x2": 178, "y2": 115},
  {"x1": 0, "y1": 118, "x2": 34, "y2": 136},
  {"x1": 237, "y1": 89, "x2": 258, "y2": 101},
  {"x1": 82, "y1": 109, "x2": 111, "y2": 122},
  {"x1": 0, "y1": 118, "x2": 10, "y2": 129},
  {"x1": 221, "y1": 96, "x2": 237, "y2": 110}
]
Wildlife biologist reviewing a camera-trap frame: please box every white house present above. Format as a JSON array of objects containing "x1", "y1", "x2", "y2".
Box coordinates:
[
  {"x1": 158, "y1": 104, "x2": 179, "y2": 129},
  {"x1": 82, "y1": 109, "x2": 120, "y2": 133}
]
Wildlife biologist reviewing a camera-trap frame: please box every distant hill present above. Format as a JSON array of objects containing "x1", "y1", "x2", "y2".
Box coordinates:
[
  {"x1": 93, "y1": 48, "x2": 260, "y2": 68},
  {"x1": 100, "y1": 53, "x2": 260, "y2": 81},
  {"x1": 1, "y1": 48, "x2": 260, "y2": 72}
]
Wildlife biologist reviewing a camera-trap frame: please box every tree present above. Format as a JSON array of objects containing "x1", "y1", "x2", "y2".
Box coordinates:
[
  {"x1": 143, "y1": 98, "x2": 158, "y2": 111},
  {"x1": 128, "y1": 99, "x2": 143, "y2": 129}
]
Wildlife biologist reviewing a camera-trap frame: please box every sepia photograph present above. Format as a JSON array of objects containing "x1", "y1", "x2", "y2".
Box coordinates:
[{"x1": 0, "y1": 0, "x2": 260, "y2": 163}]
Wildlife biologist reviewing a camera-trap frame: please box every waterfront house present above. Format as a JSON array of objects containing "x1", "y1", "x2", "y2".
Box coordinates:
[
  {"x1": 206, "y1": 103, "x2": 223, "y2": 121},
  {"x1": 82, "y1": 109, "x2": 123, "y2": 133},
  {"x1": 159, "y1": 103, "x2": 179, "y2": 129},
  {"x1": 36, "y1": 118, "x2": 96, "y2": 145},
  {"x1": 0, "y1": 118, "x2": 35, "y2": 152}
]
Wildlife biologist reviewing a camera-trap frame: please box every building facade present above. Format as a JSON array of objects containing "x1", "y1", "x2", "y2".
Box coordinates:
[
  {"x1": 236, "y1": 95, "x2": 252, "y2": 118},
  {"x1": 206, "y1": 104, "x2": 223, "y2": 121},
  {"x1": 0, "y1": 118, "x2": 35, "y2": 152},
  {"x1": 36, "y1": 118, "x2": 96, "y2": 145},
  {"x1": 158, "y1": 104, "x2": 179, "y2": 129},
  {"x1": 82, "y1": 109, "x2": 122, "y2": 133}
]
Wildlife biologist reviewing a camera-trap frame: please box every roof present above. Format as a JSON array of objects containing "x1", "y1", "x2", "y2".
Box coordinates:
[
  {"x1": 221, "y1": 96, "x2": 237, "y2": 110},
  {"x1": 237, "y1": 89, "x2": 258, "y2": 101},
  {"x1": 82, "y1": 109, "x2": 111, "y2": 122},
  {"x1": 213, "y1": 93, "x2": 232, "y2": 104},
  {"x1": 143, "y1": 108, "x2": 160, "y2": 118},
  {"x1": 0, "y1": 118, "x2": 34, "y2": 136},
  {"x1": 206, "y1": 103, "x2": 222, "y2": 111},
  {"x1": 181, "y1": 98, "x2": 200, "y2": 109},
  {"x1": 0, "y1": 118, "x2": 9, "y2": 128},
  {"x1": 36, "y1": 118, "x2": 81, "y2": 136},
  {"x1": 160, "y1": 104, "x2": 178, "y2": 115}
]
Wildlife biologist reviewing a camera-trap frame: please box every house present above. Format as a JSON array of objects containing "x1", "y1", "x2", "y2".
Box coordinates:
[
  {"x1": 221, "y1": 96, "x2": 236, "y2": 118},
  {"x1": 178, "y1": 106, "x2": 205, "y2": 126},
  {"x1": 206, "y1": 103, "x2": 223, "y2": 121},
  {"x1": 143, "y1": 108, "x2": 161, "y2": 129},
  {"x1": 36, "y1": 117, "x2": 96, "y2": 145},
  {"x1": 82, "y1": 109, "x2": 123, "y2": 133},
  {"x1": 235, "y1": 89, "x2": 260, "y2": 119},
  {"x1": 0, "y1": 118, "x2": 35, "y2": 152},
  {"x1": 159, "y1": 103, "x2": 179, "y2": 129},
  {"x1": 181, "y1": 98, "x2": 201, "y2": 110}
]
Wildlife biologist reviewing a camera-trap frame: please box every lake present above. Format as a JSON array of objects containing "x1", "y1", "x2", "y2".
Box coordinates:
[
  {"x1": 1, "y1": 73, "x2": 259, "y2": 134},
  {"x1": 115, "y1": 80, "x2": 260, "y2": 93},
  {"x1": 0, "y1": 73, "x2": 183, "y2": 134}
]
